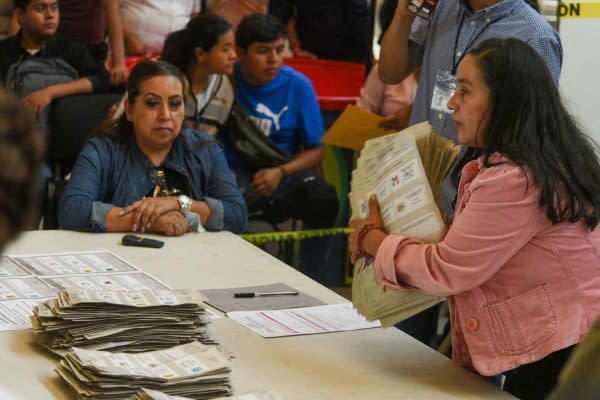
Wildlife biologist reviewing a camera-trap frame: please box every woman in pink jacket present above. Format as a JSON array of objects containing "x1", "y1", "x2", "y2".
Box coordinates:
[{"x1": 349, "y1": 38, "x2": 600, "y2": 400}]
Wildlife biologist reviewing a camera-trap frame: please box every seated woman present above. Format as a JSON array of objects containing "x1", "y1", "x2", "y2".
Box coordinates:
[
  {"x1": 349, "y1": 38, "x2": 600, "y2": 400},
  {"x1": 58, "y1": 60, "x2": 247, "y2": 235},
  {"x1": 112, "y1": 14, "x2": 236, "y2": 136}
]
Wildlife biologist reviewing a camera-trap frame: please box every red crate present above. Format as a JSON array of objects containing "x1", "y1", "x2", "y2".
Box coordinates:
[{"x1": 283, "y1": 57, "x2": 366, "y2": 111}]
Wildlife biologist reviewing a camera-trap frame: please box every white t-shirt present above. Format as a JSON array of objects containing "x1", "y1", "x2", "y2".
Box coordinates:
[
  {"x1": 194, "y1": 74, "x2": 219, "y2": 113},
  {"x1": 120, "y1": 0, "x2": 201, "y2": 55}
]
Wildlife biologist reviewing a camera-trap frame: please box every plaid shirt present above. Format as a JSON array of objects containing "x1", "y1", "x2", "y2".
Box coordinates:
[{"x1": 406, "y1": 0, "x2": 563, "y2": 217}]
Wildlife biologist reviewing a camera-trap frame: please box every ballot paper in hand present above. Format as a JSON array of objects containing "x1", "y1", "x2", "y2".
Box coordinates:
[
  {"x1": 350, "y1": 122, "x2": 460, "y2": 327},
  {"x1": 56, "y1": 341, "x2": 232, "y2": 400},
  {"x1": 32, "y1": 288, "x2": 215, "y2": 356}
]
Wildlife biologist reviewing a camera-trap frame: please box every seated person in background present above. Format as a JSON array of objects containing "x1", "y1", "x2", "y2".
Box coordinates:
[
  {"x1": 112, "y1": 14, "x2": 237, "y2": 136},
  {"x1": 9, "y1": 0, "x2": 127, "y2": 86},
  {"x1": 212, "y1": 0, "x2": 269, "y2": 32},
  {"x1": 269, "y1": 0, "x2": 369, "y2": 62},
  {"x1": 349, "y1": 38, "x2": 600, "y2": 400},
  {"x1": 58, "y1": 60, "x2": 247, "y2": 235},
  {"x1": 220, "y1": 14, "x2": 338, "y2": 229},
  {"x1": 0, "y1": 88, "x2": 42, "y2": 250},
  {"x1": 356, "y1": 0, "x2": 417, "y2": 132},
  {"x1": 120, "y1": 0, "x2": 201, "y2": 57},
  {"x1": 357, "y1": 63, "x2": 416, "y2": 132},
  {"x1": 0, "y1": 0, "x2": 109, "y2": 125}
]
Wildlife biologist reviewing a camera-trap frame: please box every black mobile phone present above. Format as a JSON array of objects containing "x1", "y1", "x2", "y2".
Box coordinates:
[{"x1": 121, "y1": 234, "x2": 164, "y2": 249}]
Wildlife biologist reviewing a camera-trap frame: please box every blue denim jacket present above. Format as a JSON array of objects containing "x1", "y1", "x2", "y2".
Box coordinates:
[{"x1": 58, "y1": 128, "x2": 247, "y2": 233}]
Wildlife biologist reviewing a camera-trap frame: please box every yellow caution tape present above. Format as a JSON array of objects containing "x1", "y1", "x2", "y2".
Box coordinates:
[
  {"x1": 240, "y1": 227, "x2": 353, "y2": 245},
  {"x1": 558, "y1": 2, "x2": 600, "y2": 18}
]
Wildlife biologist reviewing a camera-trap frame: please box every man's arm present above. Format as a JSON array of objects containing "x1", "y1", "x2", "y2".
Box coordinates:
[
  {"x1": 23, "y1": 78, "x2": 93, "y2": 116},
  {"x1": 378, "y1": 0, "x2": 418, "y2": 84},
  {"x1": 252, "y1": 146, "x2": 325, "y2": 196}
]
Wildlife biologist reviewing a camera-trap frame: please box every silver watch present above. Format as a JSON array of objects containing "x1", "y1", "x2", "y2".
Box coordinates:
[{"x1": 177, "y1": 195, "x2": 192, "y2": 215}]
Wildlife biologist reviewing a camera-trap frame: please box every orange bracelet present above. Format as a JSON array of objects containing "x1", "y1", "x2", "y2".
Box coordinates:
[{"x1": 357, "y1": 223, "x2": 384, "y2": 256}]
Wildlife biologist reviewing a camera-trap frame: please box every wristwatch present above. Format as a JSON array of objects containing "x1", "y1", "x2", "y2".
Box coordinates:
[{"x1": 177, "y1": 195, "x2": 192, "y2": 215}]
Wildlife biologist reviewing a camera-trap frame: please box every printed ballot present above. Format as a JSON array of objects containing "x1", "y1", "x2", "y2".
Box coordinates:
[
  {"x1": 227, "y1": 303, "x2": 381, "y2": 338},
  {"x1": 350, "y1": 122, "x2": 460, "y2": 327},
  {"x1": 56, "y1": 342, "x2": 232, "y2": 399},
  {"x1": 32, "y1": 288, "x2": 215, "y2": 356}
]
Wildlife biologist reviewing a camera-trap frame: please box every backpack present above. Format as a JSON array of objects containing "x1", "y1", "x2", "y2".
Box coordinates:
[
  {"x1": 6, "y1": 57, "x2": 79, "y2": 97},
  {"x1": 5, "y1": 57, "x2": 79, "y2": 136},
  {"x1": 224, "y1": 75, "x2": 293, "y2": 170}
]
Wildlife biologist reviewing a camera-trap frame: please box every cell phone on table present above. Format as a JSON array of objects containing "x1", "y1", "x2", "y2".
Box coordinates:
[{"x1": 121, "y1": 234, "x2": 164, "y2": 248}]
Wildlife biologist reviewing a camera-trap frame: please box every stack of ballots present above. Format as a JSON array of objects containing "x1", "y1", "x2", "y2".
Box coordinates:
[
  {"x1": 31, "y1": 288, "x2": 214, "y2": 356},
  {"x1": 133, "y1": 387, "x2": 279, "y2": 400},
  {"x1": 56, "y1": 342, "x2": 231, "y2": 399},
  {"x1": 349, "y1": 122, "x2": 460, "y2": 327}
]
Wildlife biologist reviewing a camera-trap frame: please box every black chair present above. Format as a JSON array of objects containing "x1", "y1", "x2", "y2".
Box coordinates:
[{"x1": 43, "y1": 92, "x2": 123, "y2": 229}]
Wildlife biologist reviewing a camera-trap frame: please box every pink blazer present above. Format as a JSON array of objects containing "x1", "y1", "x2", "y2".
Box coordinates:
[{"x1": 374, "y1": 155, "x2": 600, "y2": 376}]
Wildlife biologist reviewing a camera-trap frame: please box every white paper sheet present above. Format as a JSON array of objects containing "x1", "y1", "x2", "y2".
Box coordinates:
[
  {"x1": 0, "y1": 251, "x2": 168, "y2": 332},
  {"x1": 227, "y1": 303, "x2": 381, "y2": 338},
  {"x1": 0, "y1": 298, "x2": 54, "y2": 331},
  {"x1": 8, "y1": 250, "x2": 138, "y2": 276},
  {"x1": 41, "y1": 272, "x2": 170, "y2": 292}
]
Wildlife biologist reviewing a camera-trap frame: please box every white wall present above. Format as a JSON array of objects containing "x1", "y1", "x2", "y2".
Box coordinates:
[{"x1": 558, "y1": 1, "x2": 600, "y2": 143}]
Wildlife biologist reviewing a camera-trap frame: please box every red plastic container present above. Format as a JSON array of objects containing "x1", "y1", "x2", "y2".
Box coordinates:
[{"x1": 283, "y1": 57, "x2": 366, "y2": 111}]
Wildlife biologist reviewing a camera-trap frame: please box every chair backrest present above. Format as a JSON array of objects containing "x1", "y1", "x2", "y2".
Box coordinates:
[{"x1": 47, "y1": 92, "x2": 123, "y2": 174}]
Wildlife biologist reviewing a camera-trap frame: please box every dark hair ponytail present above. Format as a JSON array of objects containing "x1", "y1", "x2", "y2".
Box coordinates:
[{"x1": 161, "y1": 14, "x2": 232, "y2": 73}]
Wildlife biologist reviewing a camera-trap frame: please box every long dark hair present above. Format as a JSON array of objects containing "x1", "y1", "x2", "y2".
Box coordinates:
[
  {"x1": 161, "y1": 14, "x2": 232, "y2": 73},
  {"x1": 101, "y1": 60, "x2": 184, "y2": 141},
  {"x1": 457, "y1": 38, "x2": 600, "y2": 229}
]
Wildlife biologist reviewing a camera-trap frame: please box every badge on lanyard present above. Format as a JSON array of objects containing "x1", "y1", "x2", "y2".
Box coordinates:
[{"x1": 430, "y1": 70, "x2": 456, "y2": 115}]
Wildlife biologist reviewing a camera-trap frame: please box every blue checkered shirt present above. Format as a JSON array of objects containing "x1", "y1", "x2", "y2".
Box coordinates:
[{"x1": 407, "y1": 0, "x2": 563, "y2": 218}]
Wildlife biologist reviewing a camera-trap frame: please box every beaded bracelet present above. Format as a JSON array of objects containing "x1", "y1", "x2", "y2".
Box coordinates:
[
  {"x1": 357, "y1": 223, "x2": 384, "y2": 256},
  {"x1": 278, "y1": 166, "x2": 288, "y2": 179}
]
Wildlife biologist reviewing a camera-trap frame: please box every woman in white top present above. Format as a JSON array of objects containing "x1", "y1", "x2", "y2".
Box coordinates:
[{"x1": 120, "y1": 0, "x2": 201, "y2": 57}]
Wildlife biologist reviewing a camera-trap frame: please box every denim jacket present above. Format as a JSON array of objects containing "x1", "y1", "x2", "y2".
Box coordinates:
[{"x1": 58, "y1": 128, "x2": 247, "y2": 233}]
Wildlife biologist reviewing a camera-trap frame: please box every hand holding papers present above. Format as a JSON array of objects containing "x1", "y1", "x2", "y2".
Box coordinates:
[{"x1": 350, "y1": 122, "x2": 460, "y2": 327}]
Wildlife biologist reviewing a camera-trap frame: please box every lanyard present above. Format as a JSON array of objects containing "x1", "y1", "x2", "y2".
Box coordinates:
[{"x1": 451, "y1": 9, "x2": 500, "y2": 74}]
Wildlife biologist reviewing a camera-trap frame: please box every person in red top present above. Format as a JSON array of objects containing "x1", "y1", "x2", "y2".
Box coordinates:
[{"x1": 349, "y1": 38, "x2": 600, "y2": 400}]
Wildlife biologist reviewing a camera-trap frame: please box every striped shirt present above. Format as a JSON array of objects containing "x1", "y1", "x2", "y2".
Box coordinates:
[{"x1": 406, "y1": 0, "x2": 563, "y2": 217}]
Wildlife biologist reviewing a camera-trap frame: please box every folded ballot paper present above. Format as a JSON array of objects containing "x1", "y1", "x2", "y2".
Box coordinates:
[
  {"x1": 56, "y1": 342, "x2": 232, "y2": 400},
  {"x1": 31, "y1": 288, "x2": 215, "y2": 356},
  {"x1": 350, "y1": 122, "x2": 460, "y2": 327},
  {"x1": 133, "y1": 388, "x2": 279, "y2": 400}
]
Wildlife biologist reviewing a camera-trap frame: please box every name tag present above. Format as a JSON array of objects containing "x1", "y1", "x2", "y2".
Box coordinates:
[{"x1": 430, "y1": 71, "x2": 456, "y2": 115}]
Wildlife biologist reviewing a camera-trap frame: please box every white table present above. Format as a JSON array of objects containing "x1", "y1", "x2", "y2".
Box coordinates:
[{"x1": 0, "y1": 230, "x2": 514, "y2": 399}]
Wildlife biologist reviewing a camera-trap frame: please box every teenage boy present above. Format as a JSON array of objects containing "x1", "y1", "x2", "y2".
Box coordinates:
[
  {"x1": 0, "y1": 0, "x2": 109, "y2": 119},
  {"x1": 221, "y1": 13, "x2": 338, "y2": 230}
]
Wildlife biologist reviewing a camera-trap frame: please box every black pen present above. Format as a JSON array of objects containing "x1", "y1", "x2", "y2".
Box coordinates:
[{"x1": 234, "y1": 291, "x2": 299, "y2": 298}]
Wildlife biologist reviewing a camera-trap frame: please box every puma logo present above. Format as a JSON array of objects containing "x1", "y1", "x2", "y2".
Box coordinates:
[{"x1": 256, "y1": 103, "x2": 289, "y2": 131}]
